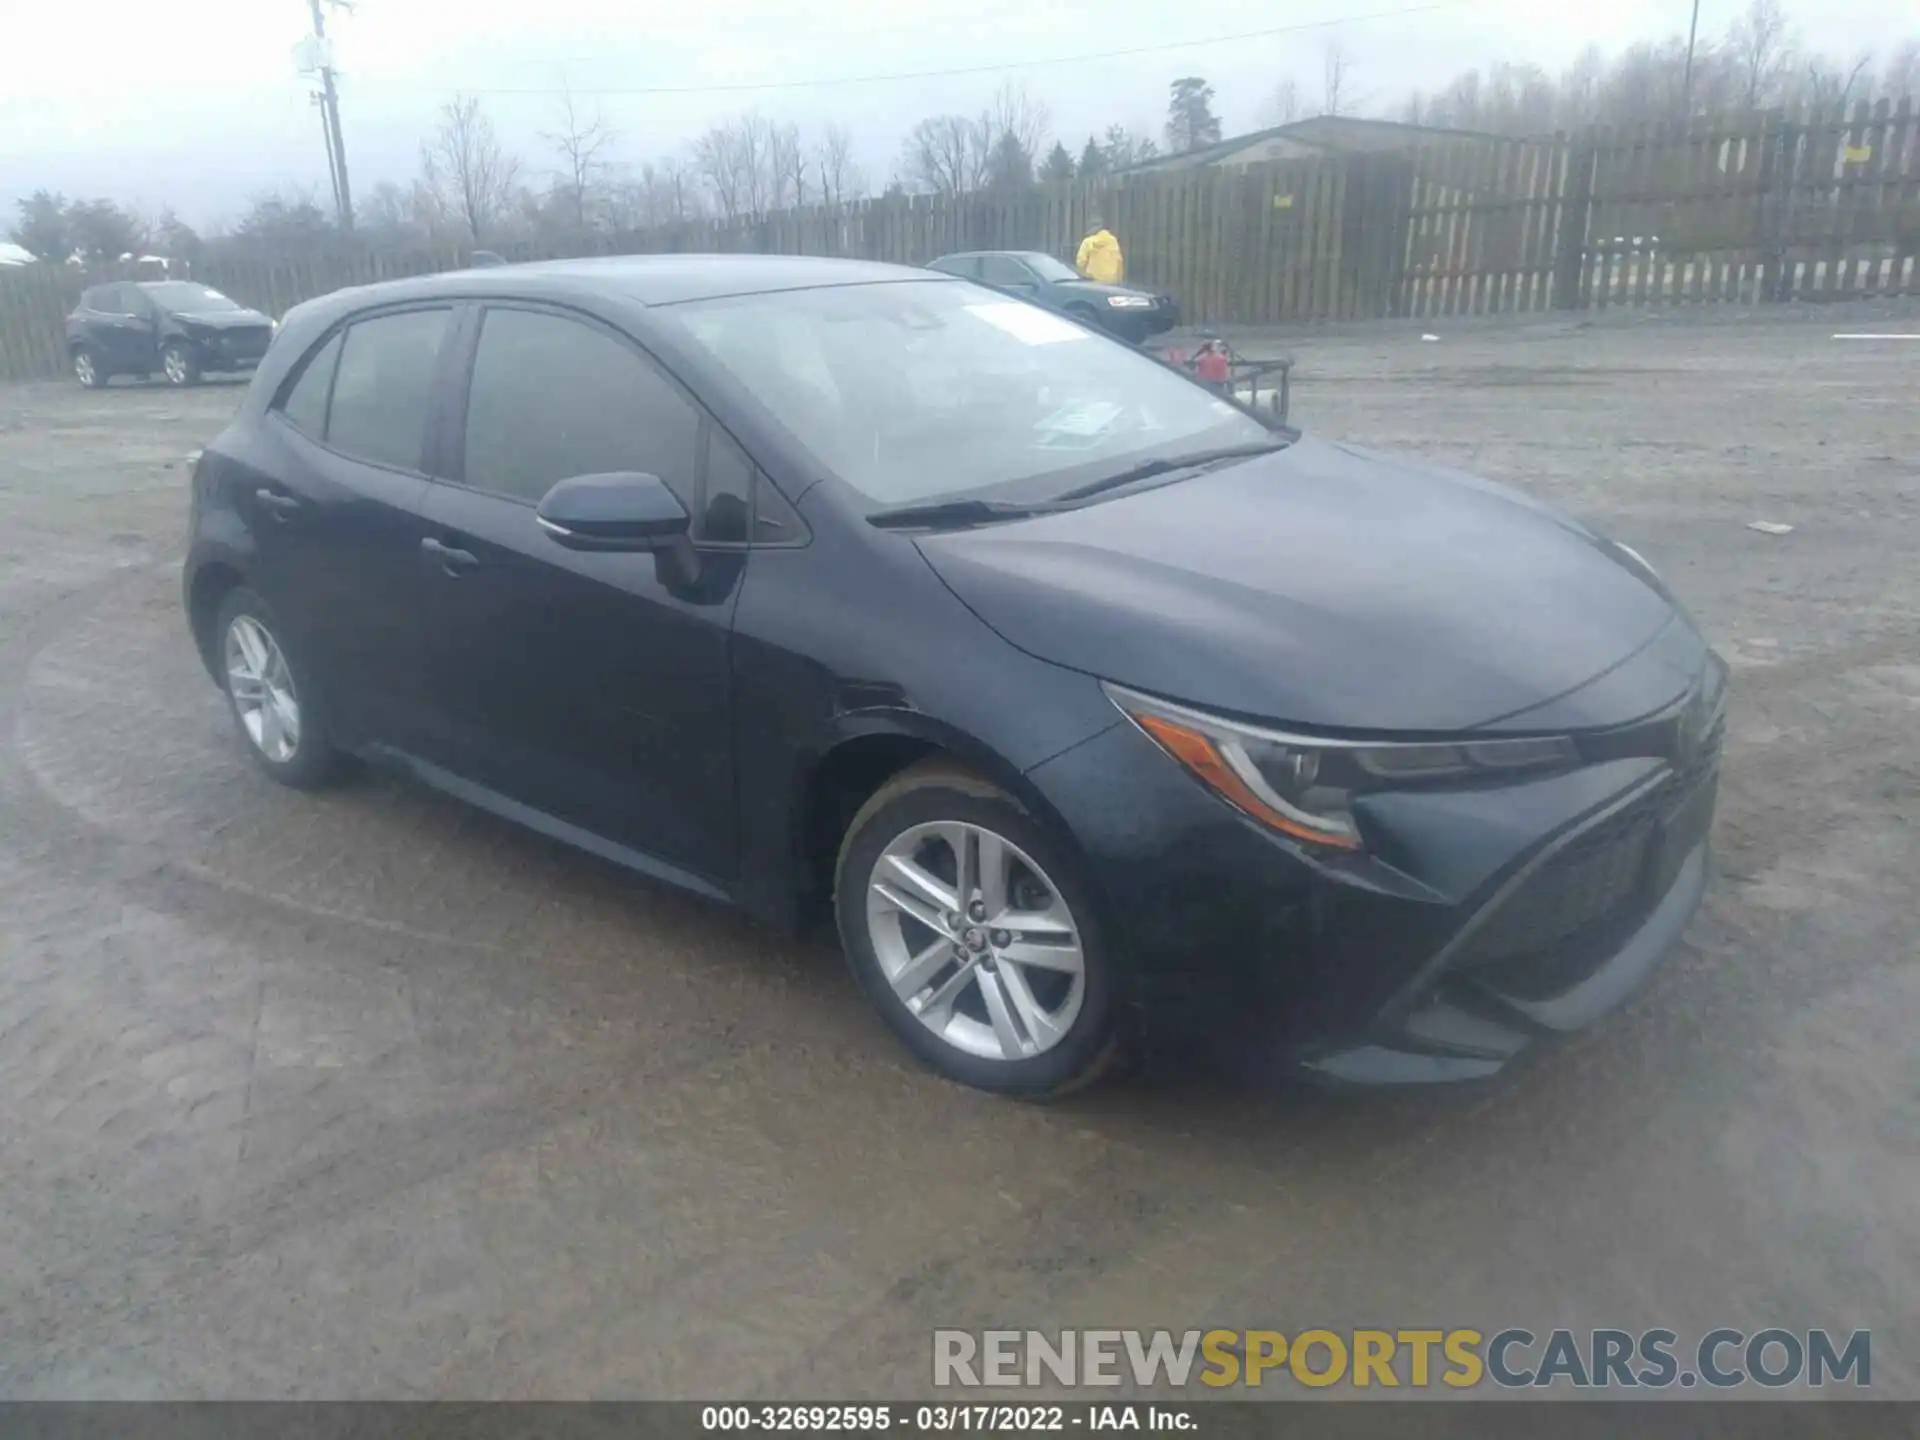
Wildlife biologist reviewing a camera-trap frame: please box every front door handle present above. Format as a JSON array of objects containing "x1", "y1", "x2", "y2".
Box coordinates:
[
  {"x1": 254, "y1": 487, "x2": 301, "y2": 519},
  {"x1": 420, "y1": 536, "x2": 479, "y2": 575}
]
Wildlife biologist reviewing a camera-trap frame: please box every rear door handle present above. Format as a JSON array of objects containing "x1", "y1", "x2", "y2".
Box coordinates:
[
  {"x1": 254, "y1": 487, "x2": 301, "y2": 518},
  {"x1": 420, "y1": 536, "x2": 479, "y2": 575}
]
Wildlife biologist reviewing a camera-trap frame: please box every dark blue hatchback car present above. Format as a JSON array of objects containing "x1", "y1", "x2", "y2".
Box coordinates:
[{"x1": 184, "y1": 255, "x2": 1725, "y2": 1096}]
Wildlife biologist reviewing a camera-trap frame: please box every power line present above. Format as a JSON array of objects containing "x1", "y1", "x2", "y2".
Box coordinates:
[{"x1": 357, "y1": 3, "x2": 1468, "y2": 98}]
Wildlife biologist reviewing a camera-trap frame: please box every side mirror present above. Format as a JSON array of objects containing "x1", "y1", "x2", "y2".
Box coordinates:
[{"x1": 536, "y1": 472, "x2": 689, "y2": 552}]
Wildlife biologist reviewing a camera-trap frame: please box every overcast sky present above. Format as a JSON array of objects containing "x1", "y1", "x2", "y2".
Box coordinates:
[{"x1": 1, "y1": 0, "x2": 1909, "y2": 229}]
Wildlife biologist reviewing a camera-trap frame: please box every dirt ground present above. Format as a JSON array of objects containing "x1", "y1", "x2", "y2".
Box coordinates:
[{"x1": 0, "y1": 305, "x2": 1914, "y2": 1400}]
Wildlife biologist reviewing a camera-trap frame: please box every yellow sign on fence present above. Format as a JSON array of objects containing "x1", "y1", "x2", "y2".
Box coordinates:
[{"x1": 1843, "y1": 145, "x2": 1873, "y2": 164}]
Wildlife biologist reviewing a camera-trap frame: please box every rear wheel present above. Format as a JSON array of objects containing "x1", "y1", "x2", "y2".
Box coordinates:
[
  {"x1": 835, "y1": 761, "x2": 1123, "y2": 1097},
  {"x1": 215, "y1": 587, "x2": 351, "y2": 790},
  {"x1": 73, "y1": 349, "x2": 108, "y2": 388}
]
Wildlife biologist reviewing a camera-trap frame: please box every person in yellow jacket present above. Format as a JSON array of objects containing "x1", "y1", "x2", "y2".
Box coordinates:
[{"x1": 1075, "y1": 215, "x2": 1124, "y2": 285}]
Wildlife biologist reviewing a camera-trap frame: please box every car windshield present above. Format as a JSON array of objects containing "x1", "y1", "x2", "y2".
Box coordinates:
[
  {"x1": 144, "y1": 282, "x2": 241, "y2": 313},
  {"x1": 1018, "y1": 252, "x2": 1081, "y2": 282},
  {"x1": 666, "y1": 279, "x2": 1271, "y2": 510}
]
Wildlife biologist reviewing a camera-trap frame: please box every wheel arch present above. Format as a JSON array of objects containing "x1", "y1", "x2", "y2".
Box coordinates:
[
  {"x1": 792, "y1": 714, "x2": 1085, "y2": 920},
  {"x1": 186, "y1": 558, "x2": 249, "y2": 681}
]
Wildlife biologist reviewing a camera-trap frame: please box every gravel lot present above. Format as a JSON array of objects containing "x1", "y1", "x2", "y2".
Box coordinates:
[{"x1": 0, "y1": 308, "x2": 1914, "y2": 1400}]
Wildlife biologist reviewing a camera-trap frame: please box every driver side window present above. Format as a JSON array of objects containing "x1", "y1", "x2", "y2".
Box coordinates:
[
  {"x1": 461, "y1": 306, "x2": 804, "y2": 546},
  {"x1": 977, "y1": 255, "x2": 1034, "y2": 287},
  {"x1": 463, "y1": 307, "x2": 702, "y2": 507}
]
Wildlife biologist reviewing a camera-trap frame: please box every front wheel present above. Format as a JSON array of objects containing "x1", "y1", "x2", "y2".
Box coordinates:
[
  {"x1": 835, "y1": 761, "x2": 1124, "y2": 1097},
  {"x1": 73, "y1": 349, "x2": 108, "y2": 388},
  {"x1": 161, "y1": 342, "x2": 201, "y2": 387}
]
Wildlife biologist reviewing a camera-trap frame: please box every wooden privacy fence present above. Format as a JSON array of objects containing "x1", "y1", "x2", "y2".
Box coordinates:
[{"x1": 2, "y1": 99, "x2": 1915, "y2": 382}]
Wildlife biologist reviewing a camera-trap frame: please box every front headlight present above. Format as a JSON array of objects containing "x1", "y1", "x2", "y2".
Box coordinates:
[
  {"x1": 1106, "y1": 684, "x2": 1578, "y2": 850},
  {"x1": 1105, "y1": 294, "x2": 1153, "y2": 308}
]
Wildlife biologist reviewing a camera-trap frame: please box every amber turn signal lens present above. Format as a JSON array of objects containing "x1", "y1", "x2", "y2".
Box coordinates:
[{"x1": 1134, "y1": 712, "x2": 1362, "y2": 850}]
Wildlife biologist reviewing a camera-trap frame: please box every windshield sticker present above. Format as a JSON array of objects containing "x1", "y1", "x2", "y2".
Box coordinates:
[
  {"x1": 1036, "y1": 400, "x2": 1126, "y2": 443},
  {"x1": 966, "y1": 302, "x2": 1091, "y2": 346}
]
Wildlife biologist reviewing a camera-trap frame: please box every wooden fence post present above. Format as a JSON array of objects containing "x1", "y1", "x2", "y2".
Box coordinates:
[
  {"x1": 1553, "y1": 133, "x2": 1597, "y2": 309},
  {"x1": 1757, "y1": 107, "x2": 1796, "y2": 302}
]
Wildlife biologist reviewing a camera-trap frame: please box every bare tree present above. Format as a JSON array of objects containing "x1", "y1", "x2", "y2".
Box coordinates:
[
  {"x1": 1262, "y1": 78, "x2": 1303, "y2": 127},
  {"x1": 1322, "y1": 41, "x2": 1355, "y2": 117},
  {"x1": 1882, "y1": 38, "x2": 1920, "y2": 100},
  {"x1": 693, "y1": 113, "x2": 782, "y2": 221},
  {"x1": 606, "y1": 157, "x2": 706, "y2": 230},
  {"x1": 1800, "y1": 51, "x2": 1873, "y2": 110},
  {"x1": 540, "y1": 88, "x2": 616, "y2": 232},
  {"x1": 422, "y1": 94, "x2": 523, "y2": 246},
  {"x1": 900, "y1": 113, "x2": 991, "y2": 195},
  {"x1": 987, "y1": 81, "x2": 1051, "y2": 163},
  {"x1": 1727, "y1": 0, "x2": 1793, "y2": 107},
  {"x1": 815, "y1": 124, "x2": 867, "y2": 209},
  {"x1": 768, "y1": 121, "x2": 808, "y2": 209},
  {"x1": 1101, "y1": 124, "x2": 1159, "y2": 170}
]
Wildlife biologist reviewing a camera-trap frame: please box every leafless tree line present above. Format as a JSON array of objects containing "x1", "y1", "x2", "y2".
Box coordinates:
[
  {"x1": 897, "y1": 82, "x2": 1053, "y2": 196},
  {"x1": 1391, "y1": 0, "x2": 1917, "y2": 134}
]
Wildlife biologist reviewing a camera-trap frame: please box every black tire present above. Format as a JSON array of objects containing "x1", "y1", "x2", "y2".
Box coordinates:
[
  {"x1": 213, "y1": 587, "x2": 352, "y2": 790},
  {"x1": 834, "y1": 759, "x2": 1124, "y2": 1097},
  {"x1": 161, "y1": 341, "x2": 201, "y2": 387},
  {"x1": 73, "y1": 348, "x2": 108, "y2": 388}
]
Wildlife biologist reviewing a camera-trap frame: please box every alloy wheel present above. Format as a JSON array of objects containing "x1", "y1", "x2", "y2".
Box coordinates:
[
  {"x1": 865, "y1": 821, "x2": 1086, "y2": 1062},
  {"x1": 164, "y1": 349, "x2": 189, "y2": 385},
  {"x1": 224, "y1": 615, "x2": 301, "y2": 763},
  {"x1": 74, "y1": 353, "x2": 96, "y2": 386}
]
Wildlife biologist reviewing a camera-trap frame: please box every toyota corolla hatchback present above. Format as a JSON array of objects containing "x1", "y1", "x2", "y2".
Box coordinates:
[{"x1": 183, "y1": 255, "x2": 1726, "y2": 1096}]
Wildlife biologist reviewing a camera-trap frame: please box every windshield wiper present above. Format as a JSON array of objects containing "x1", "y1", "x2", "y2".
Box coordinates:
[
  {"x1": 867, "y1": 498, "x2": 1044, "y2": 530},
  {"x1": 1043, "y1": 440, "x2": 1290, "y2": 507}
]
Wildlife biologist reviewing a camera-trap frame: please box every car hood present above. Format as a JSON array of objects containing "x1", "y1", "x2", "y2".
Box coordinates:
[
  {"x1": 170, "y1": 309, "x2": 271, "y2": 329},
  {"x1": 913, "y1": 436, "x2": 1681, "y2": 733},
  {"x1": 1054, "y1": 278, "x2": 1158, "y2": 301}
]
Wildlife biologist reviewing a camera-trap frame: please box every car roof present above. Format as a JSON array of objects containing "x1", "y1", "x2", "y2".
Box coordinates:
[{"x1": 314, "y1": 254, "x2": 956, "y2": 312}]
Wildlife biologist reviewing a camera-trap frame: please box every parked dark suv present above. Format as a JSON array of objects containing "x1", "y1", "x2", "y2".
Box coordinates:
[
  {"x1": 928, "y1": 251, "x2": 1177, "y2": 344},
  {"x1": 183, "y1": 254, "x2": 1724, "y2": 1096},
  {"x1": 68, "y1": 281, "x2": 275, "y2": 388}
]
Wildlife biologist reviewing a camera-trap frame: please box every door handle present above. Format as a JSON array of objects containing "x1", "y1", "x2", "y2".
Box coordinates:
[
  {"x1": 254, "y1": 487, "x2": 301, "y2": 519},
  {"x1": 420, "y1": 536, "x2": 479, "y2": 575}
]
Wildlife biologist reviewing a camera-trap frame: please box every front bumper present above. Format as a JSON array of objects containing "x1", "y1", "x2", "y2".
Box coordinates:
[
  {"x1": 1027, "y1": 676, "x2": 1724, "y2": 1084},
  {"x1": 1109, "y1": 301, "x2": 1177, "y2": 341},
  {"x1": 1302, "y1": 799, "x2": 1711, "y2": 1084},
  {"x1": 184, "y1": 333, "x2": 270, "y2": 372}
]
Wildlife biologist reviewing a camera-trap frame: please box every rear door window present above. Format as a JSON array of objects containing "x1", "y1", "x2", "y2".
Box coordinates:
[{"x1": 324, "y1": 309, "x2": 451, "y2": 472}]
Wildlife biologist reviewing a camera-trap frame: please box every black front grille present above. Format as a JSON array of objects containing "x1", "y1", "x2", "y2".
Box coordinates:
[
  {"x1": 1458, "y1": 725, "x2": 1723, "y2": 1001},
  {"x1": 1457, "y1": 795, "x2": 1663, "y2": 972}
]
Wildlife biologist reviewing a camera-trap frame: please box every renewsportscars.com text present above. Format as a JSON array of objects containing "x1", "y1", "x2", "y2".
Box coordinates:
[{"x1": 932, "y1": 1328, "x2": 1872, "y2": 1391}]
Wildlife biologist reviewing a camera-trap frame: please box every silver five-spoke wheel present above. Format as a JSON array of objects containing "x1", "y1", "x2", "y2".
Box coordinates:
[
  {"x1": 224, "y1": 614, "x2": 301, "y2": 764},
  {"x1": 164, "y1": 348, "x2": 191, "y2": 385},
  {"x1": 866, "y1": 821, "x2": 1085, "y2": 1062}
]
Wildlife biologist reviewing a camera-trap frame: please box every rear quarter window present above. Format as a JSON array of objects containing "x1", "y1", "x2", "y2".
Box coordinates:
[{"x1": 277, "y1": 332, "x2": 343, "y2": 439}]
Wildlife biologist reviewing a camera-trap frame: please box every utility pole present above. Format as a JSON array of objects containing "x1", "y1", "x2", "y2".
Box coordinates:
[
  {"x1": 1681, "y1": 0, "x2": 1702, "y2": 123},
  {"x1": 306, "y1": 0, "x2": 355, "y2": 231}
]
